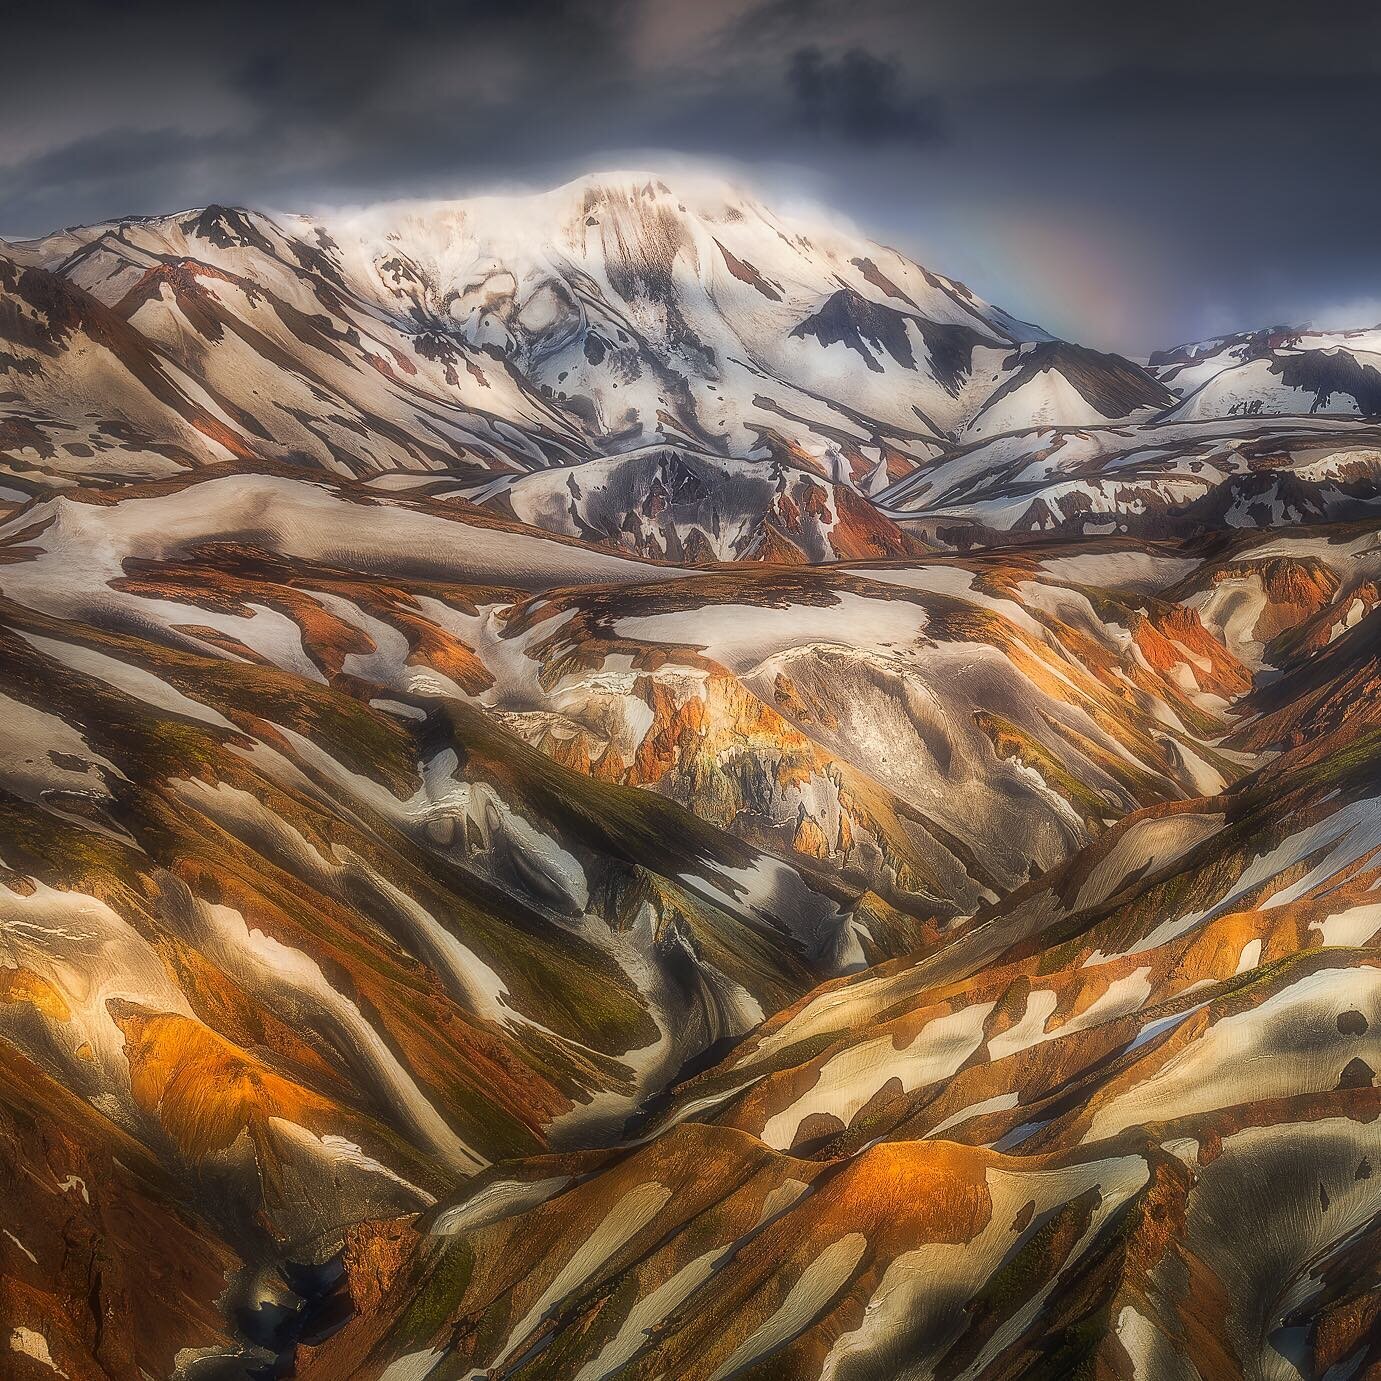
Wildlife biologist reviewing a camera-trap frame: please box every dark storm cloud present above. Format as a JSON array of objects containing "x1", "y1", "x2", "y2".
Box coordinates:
[
  {"x1": 2, "y1": 0, "x2": 1380, "y2": 351},
  {"x1": 0, "y1": 127, "x2": 258, "y2": 230},
  {"x1": 786, "y1": 47, "x2": 944, "y2": 144},
  {"x1": 0, "y1": 0, "x2": 637, "y2": 228},
  {"x1": 727, "y1": 0, "x2": 830, "y2": 44}
]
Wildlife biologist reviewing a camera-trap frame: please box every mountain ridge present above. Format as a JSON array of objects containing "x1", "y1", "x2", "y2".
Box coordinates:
[{"x1": 0, "y1": 170, "x2": 1169, "y2": 480}]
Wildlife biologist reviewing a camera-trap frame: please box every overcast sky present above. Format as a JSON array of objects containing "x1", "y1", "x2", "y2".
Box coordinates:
[{"x1": 4, "y1": 0, "x2": 1380, "y2": 354}]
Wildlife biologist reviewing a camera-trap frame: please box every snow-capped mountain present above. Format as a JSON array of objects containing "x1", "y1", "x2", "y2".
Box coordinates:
[
  {"x1": 1, "y1": 171, "x2": 1174, "y2": 502},
  {"x1": 1153, "y1": 324, "x2": 1381, "y2": 421},
  {"x1": 878, "y1": 413, "x2": 1381, "y2": 544}
]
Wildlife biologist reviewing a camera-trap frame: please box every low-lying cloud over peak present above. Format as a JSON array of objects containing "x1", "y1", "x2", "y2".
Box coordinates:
[{"x1": 3, "y1": 0, "x2": 1381, "y2": 353}]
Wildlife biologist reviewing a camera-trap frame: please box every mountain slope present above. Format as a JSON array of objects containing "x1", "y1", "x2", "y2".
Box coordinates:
[
  {"x1": 878, "y1": 415, "x2": 1381, "y2": 546},
  {"x1": 466, "y1": 443, "x2": 920, "y2": 563},
  {"x1": 1153, "y1": 326, "x2": 1381, "y2": 422},
  {"x1": 292, "y1": 515, "x2": 1381, "y2": 1381},
  {"x1": 3, "y1": 172, "x2": 1171, "y2": 508}
]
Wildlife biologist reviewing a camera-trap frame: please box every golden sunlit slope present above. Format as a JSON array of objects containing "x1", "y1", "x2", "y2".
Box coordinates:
[{"x1": 293, "y1": 517, "x2": 1381, "y2": 1381}]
